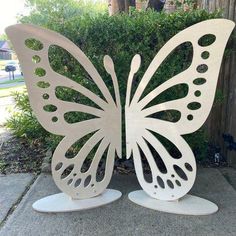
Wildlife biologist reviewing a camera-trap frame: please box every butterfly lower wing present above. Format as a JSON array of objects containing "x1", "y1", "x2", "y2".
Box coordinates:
[
  {"x1": 52, "y1": 128, "x2": 117, "y2": 199},
  {"x1": 126, "y1": 19, "x2": 235, "y2": 200},
  {"x1": 126, "y1": 108, "x2": 196, "y2": 200},
  {"x1": 6, "y1": 24, "x2": 121, "y2": 199}
]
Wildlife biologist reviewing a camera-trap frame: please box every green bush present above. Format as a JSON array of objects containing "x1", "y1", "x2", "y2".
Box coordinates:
[{"x1": 7, "y1": 8, "x2": 223, "y2": 160}]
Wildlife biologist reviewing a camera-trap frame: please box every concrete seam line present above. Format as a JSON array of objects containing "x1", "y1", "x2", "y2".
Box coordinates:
[{"x1": 0, "y1": 174, "x2": 38, "y2": 228}]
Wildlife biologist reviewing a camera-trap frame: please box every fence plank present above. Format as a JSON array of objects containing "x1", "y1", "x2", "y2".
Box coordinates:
[{"x1": 199, "y1": 0, "x2": 236, "y2": 166}]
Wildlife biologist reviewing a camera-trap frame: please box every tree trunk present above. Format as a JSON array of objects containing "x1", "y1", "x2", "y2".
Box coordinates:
[
  {"x1": 108, "y1": 0, "x2": 165, "y2": 15},
  {"x1": 163, "y1": 0, "x2": 176, "y2": 13},
  {"x1": 109, "y1": 0, "x2": 135, "y2": 15},
  {"x1": 147, "y1": 0, "x2": 166, "y2": 11}
]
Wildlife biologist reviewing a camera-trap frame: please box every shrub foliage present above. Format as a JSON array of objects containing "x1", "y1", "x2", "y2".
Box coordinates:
[{"x1": 7, "y1": 8, "x2": 223, "y2": 160}]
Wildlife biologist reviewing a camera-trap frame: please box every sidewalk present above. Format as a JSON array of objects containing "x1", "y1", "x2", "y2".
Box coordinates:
[
  {"x1": 0, "y1": 174, "x2": 35, "y2": 224},
  {"x1": 0, "y1": 168, "x2": 236, "y2": 236},
  {"x1": 0, "y1": 97, "x2": 15, "y2": 126}
]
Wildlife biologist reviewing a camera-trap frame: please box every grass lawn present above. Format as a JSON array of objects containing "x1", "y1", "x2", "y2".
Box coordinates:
[
  {"x1": 0, "y1": 77, "x2": 24, "y2": 85},
  {"x1": 0, "y1": 85, "x2": 26, "y2": 98},
  {"x1": 0, "y1": 60, "x2": 8, "y2": 70}
]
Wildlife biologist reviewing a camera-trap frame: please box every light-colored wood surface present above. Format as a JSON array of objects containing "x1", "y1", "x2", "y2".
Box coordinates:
[
  {"x1": 6, "y1": 24, "x2": 122, "y2": 200},
  {"x1": 128, "y1": 190, "x2": 218, "y2": 215},
  {"x1": 125, "y1": 19, "x2": 235, "y2": 201},
  {"x1": 6, "y1": 19, "x2": 235, "y2": 212},
  {"x1": 32, "y1": 189, "x2": 122, "y2": 213}
]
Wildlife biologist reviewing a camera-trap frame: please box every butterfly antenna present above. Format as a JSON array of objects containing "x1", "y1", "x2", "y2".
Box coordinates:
[
  {"x1": 126, "y1": 54, "x2": 141, "y2": 107},
  {"x1": 103, "y1": 55, "x2": 120, "y2": 107}
]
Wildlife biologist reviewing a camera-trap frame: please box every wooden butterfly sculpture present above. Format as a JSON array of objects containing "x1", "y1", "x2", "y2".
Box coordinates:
[{"x1": 6, "y1": 19, "x2": 235, "y2": 204}]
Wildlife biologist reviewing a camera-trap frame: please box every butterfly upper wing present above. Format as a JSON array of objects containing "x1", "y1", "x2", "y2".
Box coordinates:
[
  {"x1": 5, "y1": 24, "x2": 116, "y2": 135},
  {"x1": 126, "y1": 19, "x2": 235, "y2": 200},
  {"x1": 6, "y1": 24, "x2": 121, "y2": 199},
  {"x1": 131, "y1": 19, "x2": 235, "y2": 134}
]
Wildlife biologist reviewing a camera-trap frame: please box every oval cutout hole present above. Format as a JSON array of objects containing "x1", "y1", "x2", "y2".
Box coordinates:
[
  {"x1": 187, "y1": 102, "x2": 201, "y2": 110},
  {"x1": 196, "y1": 64, "x2": 208, "y2": 73},
  {"x1": 84, "y1": 175, "x2": 91, "y2": 187},
  {"x1": 198, "y1": 34, "x2": 216, "y2": 47},
  {"x1": 185, "y1": 163, "x2": 193, "y2": 172},
  {"x1": 42, "y1": 93, "x2": 49, "y2": 99},
  {"x1": 201, "y1": 51, "x2": 210, "y2": 59},
  {"x1": 25, "y1": 38, "x2": 43, "y2": 51},
  {"x1": 52, "y1": 116, "x2": 58, "y2": 122},
  {"x1": 187, "y1": 114, "x2": 193, "y2": 121},
  {"x1": 55, "y1": 162, "x2": 63, "y2": 171},
  {"x1": 167, "y1": 179, "x2": 174, "y2": 189},
  {"x1": 32, "y1": 55, "x2": 41, "y2": 63},
  {"x1": 37, "y1": 81, "x2": 50, "y2": 88},
  {"x1": 35, "y1": 68, "x2": 46, "y2": 77},
  {"x1": 43, "y1": 104, "x2": 57, "y2": 112},
  {"x1": 61, "y1": 164, "x2": 74, "y2": 179},
  {"x1": 173, "y1": 165, "x2": 188, "y2": 181},
  {"x1": 175, "y1": 180, "x2": 181, "y2": 186},
  {"x1": 193, "y1": 78, "x2": 206, "y2": 85},
  {"x1": 194, "y1": 90, "x2": 201, "y2": 97},
  {"x1": 157, "y1": 176, "x2": 165, "y2": 188},
  {"x1": 74, "y1": 178, "x2": 81, "y2": 187}
]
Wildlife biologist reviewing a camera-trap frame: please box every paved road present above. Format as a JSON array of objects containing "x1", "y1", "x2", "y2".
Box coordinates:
[
  {"x1": 0, "y1": 70, "x2": 25, "y2": 89},
  {"x1": 0, "y1": 70, "x2": 22, "y2": 83}
]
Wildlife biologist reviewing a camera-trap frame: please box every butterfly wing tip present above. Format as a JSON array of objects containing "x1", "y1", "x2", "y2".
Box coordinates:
[
  {"x1": 126, "y1": 148, "x2": 132, "y2": 159},
  {"x1": 5, "y1": 24, "x2": 25, "y2": 36},
  {"x1": 5, "y1": 25, "x2": 16, "y2": 34},
  {"x1": 215, "y1": 19, "x2": 235, "y2": 31},
  {"x1": 115, "y1": 148, "x2": 122, "y2": 159},
  {"x1": 229, "y1": 20, "x2": 235, "y2": 29}
]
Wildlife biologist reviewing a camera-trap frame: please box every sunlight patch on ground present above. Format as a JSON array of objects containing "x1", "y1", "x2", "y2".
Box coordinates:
[{"x1": 0, "y1": 85, "x2": 26, "y2": 98}]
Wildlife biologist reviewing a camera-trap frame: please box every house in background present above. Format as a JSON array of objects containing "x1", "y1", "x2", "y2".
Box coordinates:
[{"x1": 0, "y1": 40, "x2": 12, "y2": 60}]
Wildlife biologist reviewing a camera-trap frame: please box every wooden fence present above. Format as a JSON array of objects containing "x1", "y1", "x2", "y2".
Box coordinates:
[{"x1": 198, "y1": 0, "x2": 236, "y2": 166}]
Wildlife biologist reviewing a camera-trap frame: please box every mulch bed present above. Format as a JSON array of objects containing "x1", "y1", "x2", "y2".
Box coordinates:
[
  {"x1": 0, "y1": 132, "x2": 45, "y2": 175},
  {"x1": 0, "y1": 129, "x2": 228, "y2": 175}
]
